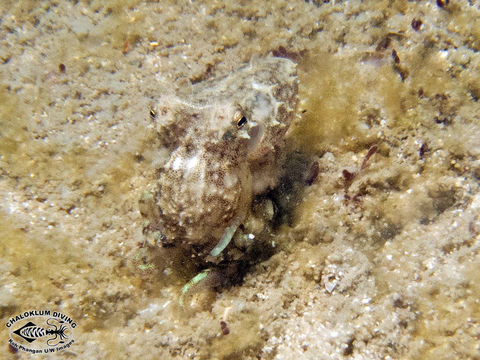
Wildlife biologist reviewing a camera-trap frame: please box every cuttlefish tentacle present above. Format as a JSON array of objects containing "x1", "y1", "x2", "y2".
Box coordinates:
[
  {"x1": 209, "y1": 218, "x2": 241, "y2": 257},
  {"x1": 179, "y1": 269, "x2": 211, "y2": 307}
]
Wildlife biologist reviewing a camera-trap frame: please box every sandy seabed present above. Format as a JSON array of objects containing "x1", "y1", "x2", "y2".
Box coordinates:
[{"x1": 1, "y1": 1, "x2": 479, "y2": 359}]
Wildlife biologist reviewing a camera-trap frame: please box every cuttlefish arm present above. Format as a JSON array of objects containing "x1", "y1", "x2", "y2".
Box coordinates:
[
  {"x1": 209, "y1": 218, "x2": 241, "y2": 257},
  {"x1": 179, "y1": 219, "x2": 243, "y2": 306}
]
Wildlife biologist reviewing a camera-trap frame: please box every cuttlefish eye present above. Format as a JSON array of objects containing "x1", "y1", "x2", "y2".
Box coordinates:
[
  {"x1": 237, "y1": 116, "x2": 247, "y2": 128},
  {"x1": 234, "y1": 111, "x2": 248, "y2": 128}
]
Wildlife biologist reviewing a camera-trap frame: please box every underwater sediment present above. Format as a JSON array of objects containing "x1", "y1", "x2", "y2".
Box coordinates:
[{"x1": 1, "y1": 0, "x2": 479, "y2": 359}]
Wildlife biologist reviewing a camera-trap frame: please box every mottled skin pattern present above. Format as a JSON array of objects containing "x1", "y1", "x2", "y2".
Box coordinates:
[{"x1": 154, "y1": 57, "x2": 298, "y2": 257}]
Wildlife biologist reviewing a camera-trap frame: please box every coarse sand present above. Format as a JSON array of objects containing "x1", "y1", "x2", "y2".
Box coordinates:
[{"x1": 1, "y1": 1, "x2": 479, "y2": 359}]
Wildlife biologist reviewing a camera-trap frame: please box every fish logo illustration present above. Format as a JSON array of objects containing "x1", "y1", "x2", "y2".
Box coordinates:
[
  {"x1": 13, "y1": 319, "x2": 70, "y2": 346},
  {"x1": 6, "y1": 310, "x2": 76, "y2": 354}
]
